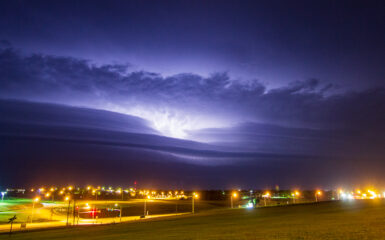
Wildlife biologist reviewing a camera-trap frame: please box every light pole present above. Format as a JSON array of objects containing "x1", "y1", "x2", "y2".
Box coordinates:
[
  {"x1": 231, "y1": 192, "x2": 237, "y2": 208},
  {"x1": 315, "y1": 191, "x2": 322, "y2": 202},
  {"x1": 192, "y1": 193, "x2": 199, "y2": 214},
  {"x1": 49, "y1": 188, "x2": 55, "y2": 201},
  {"x1": 144, "y1": 195, "x2": 150, "y2": 217},
  {"x1": 120, "y1": 205, "x2": 122, "y2": 222},
  {"x1": 93, "y1": 189, "x2": 99, "y2": 200},
  {"x1": 65, "y1": 196, "x2": 71, "y2": 226},
  {"x1": 338, "y1": 189, "x2": 343, "y2": 200},
  {"x1": 1, "y1": 192, "x2": 7, "y2": 201},
  {"x1": 263, "y1": 192, "x2": 270, "y2": 206},
  {"x1": 144, "y1": 199, "x2": 146, "y2": 216},
  {"x1": 293, "y1": 191, "x2": 300, "y2": 204},
  {"x1": 31, "y1": 197, "x2": 40, "y2": 223}
]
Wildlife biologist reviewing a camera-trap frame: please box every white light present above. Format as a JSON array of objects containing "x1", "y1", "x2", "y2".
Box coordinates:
[
  {"x1": 247, "y1": 202, "x2": 253, "y2": 208},
  {"x1": 127, "y1": 107, "x2": 228, "y2": 139}
]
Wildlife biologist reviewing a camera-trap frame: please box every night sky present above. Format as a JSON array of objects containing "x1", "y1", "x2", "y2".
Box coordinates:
[{"x1": 1, "y1": 0, "x2": 385, "y2": 189}]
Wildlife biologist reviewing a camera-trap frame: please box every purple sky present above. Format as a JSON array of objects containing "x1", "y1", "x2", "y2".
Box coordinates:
[{"x1": 0, "y1": 0, "x2": 385, "y2": 189}]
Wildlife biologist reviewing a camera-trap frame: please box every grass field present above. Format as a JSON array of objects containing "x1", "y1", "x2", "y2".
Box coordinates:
[
  {"x1": 4, "y1": 200, "x2": 385, "y2": 239},
  {"x1": 0, "y1": 199, "x2": 228, "y2": 224}
]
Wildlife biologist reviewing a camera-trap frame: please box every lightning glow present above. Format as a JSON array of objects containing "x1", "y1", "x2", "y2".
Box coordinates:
[{"x1": 127, "y1": 107, "x2": 229, "y2": 139}]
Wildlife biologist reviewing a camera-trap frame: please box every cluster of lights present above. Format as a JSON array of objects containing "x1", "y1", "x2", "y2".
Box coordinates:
[
  {"x1": 339, "y1": 189, "x2": 385, "y2": 200},
  {"x1": 15, "y1": 186, "x2": 385, "y2": 204},
  {"x1": 262, "y1": 192, "x2": 271, "y2": 198},
  {"x1": 138, "y1": 190, "x2": 186, "y2": 199},
  {"x1": 28, "y1": 185, "x2": 188, "y2": 201}
]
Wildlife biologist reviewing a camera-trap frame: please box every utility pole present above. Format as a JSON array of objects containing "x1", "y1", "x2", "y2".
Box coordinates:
[
  {"x1": 66, "y1": 199, "x2": 71, "y2": 226},
  {"x1": 31, "y1": 202, "x2": 35, "y2": 223},
  {"x1": 144, "y1": 199, "x2": 147, "y2": 216},
  {"x1": 77, "y1": 207, "x2": 80, "y2": 225},
  {"x1": 119, "y1": 205, "x2": 122, "y2": 222},
  {"x1": 72, "y1": 199, "x2": 76, "y2": 226},
  {"x1": 192, "y1": 196, "x2": 195, "y2": 214}
]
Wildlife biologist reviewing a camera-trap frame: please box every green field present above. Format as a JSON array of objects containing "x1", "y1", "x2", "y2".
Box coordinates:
[
  {"x1": 4, "y1": 199, "x2": 385, "y2": 239},
  {"x1": 0, "y1": 199, "x2": 228, "y2": 224}
]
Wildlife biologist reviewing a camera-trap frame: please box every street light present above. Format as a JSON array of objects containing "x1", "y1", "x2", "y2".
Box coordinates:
[
  {"x1": 65, "y1": 196, "x2": 71, "y2": 226},
  {"x1": 116, "y1": 188, "x2": 124, "y2": 200},
  {"x1": 291, "y1": 193, "x2": 295, "y2": 204},
  {"x1": 31, "y1": 197, "x2": 40, "y2": 223},
  {"x1": 118, "y1": 203, "x2": 122, "y2": 222},
  {"x1": 338, "y1": 189, "x2": 343, "y2": 200},
  {"x1": 292, "y1": 191, "x2": 300, "y2": 204},
  {"x1": 45, "y1": 192, "x2": 54, "y2": 201},
  {"x1": 192, "y1": 193, "x2": 199, "y2": 214},
  {"x1": 1, "y1": 192, "x2": 6, "y2": 201},
  {"x1": 263, "y1": 192, "x2": 270, "y2": 206},
  {"x1": 143, "y1": 195, "x2": 151, "y2": 217},
  {"x1": 315, "y1": 190, "x2": 322, "y2": 202},
  {"x1": 231, "y1": 192, "x2": 238, "y2": 209}
]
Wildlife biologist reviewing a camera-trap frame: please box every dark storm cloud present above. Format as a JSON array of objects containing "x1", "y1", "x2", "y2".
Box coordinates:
[
  {"x1": 1, "y1": 45, "x2": 384, "y2": 134},
  {"x1": 0, "y1": 99, "x2": 156, "y2": 135},
  {"x1": 0, "y1": 99, "x2": 309, "y2": 166}
]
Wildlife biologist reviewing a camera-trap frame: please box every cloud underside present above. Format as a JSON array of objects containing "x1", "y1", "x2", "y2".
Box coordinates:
[{"x1": 0, "y1": 46, "x2": 384, "y2": 137}]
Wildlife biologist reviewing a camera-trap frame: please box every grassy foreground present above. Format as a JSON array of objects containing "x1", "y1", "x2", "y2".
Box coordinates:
[{"x1": 5, "y1": 200, "x2": 385, "y2": 240}]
